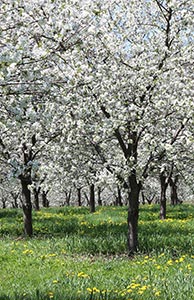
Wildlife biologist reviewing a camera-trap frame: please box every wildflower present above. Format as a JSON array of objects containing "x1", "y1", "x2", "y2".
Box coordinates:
[
  {"x1": 155, "y1": 264, "x2": 161, "y2": 269},
  {"x1": 48, "y1": 253, "x2": 56, "y2": 257},
  {"x1": 52, "y1": 280, "x2": 59, "y2": 284},
  {"x1": 155, "y1": 291, "x2": 161, "y2": 296},
  {"x1": 86, "y1": 287, "x2": 100, "y2": 294},
  {"x1": 80, "y1": 221, "x2": 87, "y2": 225},
  {"x1": 129, "y1": 283, "x2": 141, "y2": 289},
  {"x1": 138, "y1": 290, "x2": 144, "y2": 295},
  {"x1": 186, "y1": 264, "x2": 192, "y2": 270},
  {"x1": 140, "y1": 285, "x2": 148, "y2": 291},
  {"x1": 22, "y1": 249, "x2": 33, "y2": 255},
  {"x1": 167, "y1": 259, "x2": 173, "y2": 265},
  {"x1": 92, "y1": 287, "x2": 100, "y2": 293},
  {"x1": 78, "y1": 272, "x2": 89, "y2": 278},
  {"x1": 179, "y1": 256, "x2": 185, "y2": 262},
  {"x1": 48, "y1": 291, "x2": 54, "y2": 298},
  {"x1": 159, "y1": 253, "x2": 165, "y2": 257}
]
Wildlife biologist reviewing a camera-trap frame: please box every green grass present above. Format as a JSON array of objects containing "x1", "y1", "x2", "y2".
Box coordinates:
[{"x1": 0, "y1": 204, "x2": 194, "y2": 299}]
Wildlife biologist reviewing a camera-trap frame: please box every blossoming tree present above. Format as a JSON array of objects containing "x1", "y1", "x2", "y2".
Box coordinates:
[{"x1": 0, "y1": 0, "x2": 193, "y2": 254}]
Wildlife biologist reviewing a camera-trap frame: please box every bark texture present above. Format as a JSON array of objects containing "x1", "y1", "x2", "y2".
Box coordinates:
[
  {"x1": 90, "y1": 183, "x2": 95, "y2": 213},
  {"x1": 21, "y1": 177, "x2": 33, "y2": 237},
  {"x1": 127, "y1": 174, "x2": 141, "y2": 254},
  {"x1": 160, "y1": 171, "x2": 168, "y2": 220}
]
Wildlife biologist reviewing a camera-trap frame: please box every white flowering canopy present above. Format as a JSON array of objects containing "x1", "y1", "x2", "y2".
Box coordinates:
[{"x1": 0, "y1": 0, "x2": 193, "y2": 199}]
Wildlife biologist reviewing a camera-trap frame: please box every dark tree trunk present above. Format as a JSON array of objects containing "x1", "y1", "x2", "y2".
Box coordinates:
[
  {"x1": 169, "y1": 175, "x2": 179, "y2": 205},
  {"x1": 147, "y1": 198, "x2": 153, "y2": 205},
  {"x1": 33, "y1": 187, "x2": 40, "y2": 211},
  {"x1": 2, "y1": 198, "x2": 6, "y2": 209},
  {"x1": 160, "y1": 172, "x2": 168, "y2": 220},
  {"x1": 12, "y1": 200, "x2": 18, "y2": 208},
  {"x1": 127, "y1": 174, "x2": 141, "y2": 255},
  {"x1": 84, "y1": 191, "x2": 89, "y2": 206},
  {"x1": 65, "y1": 189, "x2": 71, "y2": 206},
  {"x1": 97, "y1": 187, "x2": 102, "y2": 206},
  {"x1": 11, "y1": 192, "x2": 19, "y2": 208},
  {"x1": 42, "y1": 190, "x2": 49, "y2": 207},
  {"x1": 141, "y1": 191, "x2": 145, "y2": 205},
  {"x1": 21, "y1": 177, "x2": 33, "y2": 237},
  {"x1": 146, "y1": 193, "x2": 156, "y2": 205},
  {"x1": 116, "y1": 186, "x2": 123, "y2": 206},
  {"x1": 77, "y1": 188, "x2": 82, "y2": 206},
  {"x1": 89, "y1": 183, "x2": 95, "y2": 213}
]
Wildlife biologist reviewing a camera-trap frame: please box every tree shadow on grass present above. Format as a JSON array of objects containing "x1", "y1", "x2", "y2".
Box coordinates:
[
  {"x1": 138, "y1": 221, "x2": 194, "y2": 255},
  {"x1": 0, "y1": 206, "x2": 194, "y2": 256},
  {"x1": 0, "y1": 209, "x2": 21, "y2": 219},
  {"x1": 33, "y1": 214, "x2": 194, "y2": 255},
  {"x1": 0, "y1": 292, "x2": 123, "y2": 300}
]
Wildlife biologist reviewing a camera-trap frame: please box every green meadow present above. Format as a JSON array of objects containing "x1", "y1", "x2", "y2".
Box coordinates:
[{"x1": 0, "y1": 204, "x2": 194, "y2": 300}]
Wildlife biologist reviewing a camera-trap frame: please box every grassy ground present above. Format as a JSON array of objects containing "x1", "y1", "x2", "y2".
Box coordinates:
[{"x1": 0, "y1": 204, "x2": 193, "y2": 299}]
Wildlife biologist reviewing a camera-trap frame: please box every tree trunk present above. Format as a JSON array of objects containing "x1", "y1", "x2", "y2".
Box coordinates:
[
  {"x1": 33, "y1": 187, "x2": 40, "y2": 211},
  {"x1": 11, "y1": 192, "x2": 19, "y2": 208},
  {"x1": 77, "y1": 188, "x2": 82, "y2": 206},
  {"x1": 169, "y1": 176, "x2": 179, "y2": 205},
  {"x1": 2, "y1": 198, "x2": 6, "y2": 209},
  {"x1": 89, "y1": 183, "x2": 95, "y2": 213},
  {"x1": 117, "y1": 186, "x2": 123, "y2": 206},
  {"x1": 160, "y1": 172, "x2": 168, "y2": 220},
  {"x1": 127, "y1": 175, "x2": 141, "y2": 255},
  {"x1": 21, "y1": 177, "x2": 33, "y2": 237},
  {"x1": 42, "y1": 190, "x2": 49, "y2": 207},
  {"x1": 65, "y1": 189, "x2": 71, "y2": 206},
  {"x1": 141, "y1": 191, "x2": 146, "y2": 205},
  {"x1": 84, "y1": 191, "x2": 89, "y2": 206},
  {"x1": 97, "y1": 187, "x2": 102, "y2": 206}
]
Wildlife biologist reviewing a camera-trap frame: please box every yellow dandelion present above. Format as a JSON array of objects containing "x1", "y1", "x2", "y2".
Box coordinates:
[
  {"x1": 22, "y1": 249, "x2": 33, "y2": 255},
  {"x1": 159, "y1": 253, "x2": 165, "y2": 257},
  {"x1": 155, "y1": 291, "x2": 161, "y2": 296},
  {"x1": 48, "y1": 253, "x2": 56, "y2": 257},
  {"x1": 156, "y1": 265, "x2": 161, "y2": 269},
  {"x1": 52, "y1": 280, "x2": 59, "y2": 284},
  {"x1": 92, "y1": 287, "x2": 100, "y2": 293},
  {"x1": 48, "y1": 291, "x2": 54, "y2": 299},
  {"x1": 78, "y1": 272, "x2": 89, "y2": 278},
  {"x1": 179, "y1": 257, "x2": 185, "y2": 262},
  {"x1": 130, "y1": 283, "x2": 141, "y2": 289},
  {"x1": 140, "y1": 285, "x2": 148, "y2": 291},
  {"x1": 167, "y1": 259, "x2": 173, "y2": 265},
  {"x1": 186, "y1": 264, "x2": 192, "y2": 270}
]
